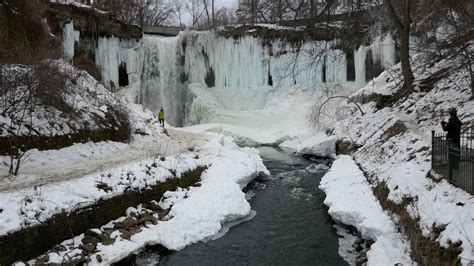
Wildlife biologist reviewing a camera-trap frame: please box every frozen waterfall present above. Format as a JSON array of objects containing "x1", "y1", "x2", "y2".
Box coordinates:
[
  {"x1": 61, "y1": 23, "x2": 398, "y2": 127},
  {"x1": 138, "y1": 36, "x2": 185, "y2": 126}
]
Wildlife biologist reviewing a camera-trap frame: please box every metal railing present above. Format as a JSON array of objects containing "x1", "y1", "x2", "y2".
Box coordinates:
[{"x1": 432, "y1": 130, "x2": 474, "y2": 194}]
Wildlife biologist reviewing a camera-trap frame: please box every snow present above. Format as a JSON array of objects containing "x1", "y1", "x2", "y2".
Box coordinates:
[
  {"x1": 15, "y1": 129, "x2": 268, "y2": 264},
  {"x1": 366, "y1": 233, "x2": 414, "y2": 266},
  {"x1": 320, "y1": 155, "x2": 414, "y2": 265},
  {"x1": 320, "y1": 155, "x2": 396, "y2": 240},
  {"x1": 280, "y1": 132, "x2": 338, "y2": 157},
  {"x1": 0, "y1": 61, "x2": 127, "y2": 138}
]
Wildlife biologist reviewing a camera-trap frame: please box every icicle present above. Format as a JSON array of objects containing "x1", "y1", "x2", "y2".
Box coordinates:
[{"x1": 62, "y1": 21, "x2": 80, "y2": 60}]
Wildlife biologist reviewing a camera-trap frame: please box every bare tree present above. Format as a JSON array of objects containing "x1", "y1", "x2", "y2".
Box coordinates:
[
  {"x1": 214, "y1": 6, "x2": 238, "y2": 27},
  {"x1": 171, "y1": 0, "x2": 186, "y2": 28},
  {"x1": 202, "y1": 0, "x2": 215, "y2": 29},
  {"x1": 186, "y1": 0, "x2": 205, "y2": 28},
  {"x1": 444, "y1": 2, "x2": 474, "y2": 98},
  {"x1": 410, "y1": 0, "x2": 474, "y2": 98},
  {"x1": 1, "y1": 63, "x2": 71, "y2": 175},
  {"x1": 93, "y1": 0, "x2": 173, "y2": 27},
  {"x1": 383, "y1": 0, "x2": 414, "y2": 96}
]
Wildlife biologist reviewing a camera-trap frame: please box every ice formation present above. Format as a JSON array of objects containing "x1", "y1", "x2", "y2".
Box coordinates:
[
  {"x1": 61, "y1": 23, "x2": 397, "y2": 126},
  {"x1": 95, "y1": 37, "x2": 142, "y2": 91},
  {"x1": 139, "y1": 36, "x2": 185, "y2": 125},
  {"x1": 61, "y1": 21, "x2": 79, "y2": 60}
]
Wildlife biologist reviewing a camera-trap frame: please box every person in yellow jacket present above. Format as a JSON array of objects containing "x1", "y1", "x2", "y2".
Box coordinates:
[{"x1": 158, "y1": 108, "x2": 165, "y2": 127}]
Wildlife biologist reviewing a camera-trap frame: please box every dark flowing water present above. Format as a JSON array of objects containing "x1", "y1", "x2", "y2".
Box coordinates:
[{"x1": 133, "y1": 147, "x2": 347, "y2": 265}]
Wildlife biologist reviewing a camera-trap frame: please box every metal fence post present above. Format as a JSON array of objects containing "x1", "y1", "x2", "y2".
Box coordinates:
[
  {"x1": 431, "y1": 130, "x2": 435, "y2": 169},
  {"x1": 448, "y1": 141, "x2": 452, "y2": 182}
]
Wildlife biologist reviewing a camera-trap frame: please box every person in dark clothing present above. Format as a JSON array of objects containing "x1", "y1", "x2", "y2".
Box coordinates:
[{"x1": 441, "y1": 108, "x2": 462, "y2": 169}]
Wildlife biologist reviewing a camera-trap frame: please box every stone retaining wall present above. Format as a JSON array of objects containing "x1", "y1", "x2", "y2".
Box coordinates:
[{"x1": 0, "y1": 166, "x2": 206, "y2": 265}]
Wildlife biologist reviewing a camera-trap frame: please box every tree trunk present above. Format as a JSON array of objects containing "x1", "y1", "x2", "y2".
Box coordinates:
[
  {"x1": 203, "y1": 0, "x2": 212, "y2": 29},
  {"x1": 400, "y1": 0, "x2": 414, "y2": 88},
  {"x1": 212, "y1": 0, "x2": 215, "y2": 29},
  {"x1": 277, "y1": 0, "x2": 282, "y2": 23},
  {"x1": 471, "y1": 71, "x2": 474, "y2": 99},
  {"x1": 251, "y1": 0, "x2": 256, "y2": 24},
  {"x1": 399, "y1": 26, "x2": 414, "y2": 87},
  {"x1": 310, "y1": 0, "x2": 315, "y2": 21},
  {"x1": 14, "y1": 156, "x2": 21, "y2": 176},
  {"x1": 384, "y1": 0, "x2": 414, "y2": 93},
  {"x1": 9, "y1": 155, "x2": 14, "y2": 175}
]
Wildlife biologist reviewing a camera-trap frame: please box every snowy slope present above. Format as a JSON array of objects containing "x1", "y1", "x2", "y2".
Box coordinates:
[
  {"x1": 0, "y1": 61, "x2": 130, "y2": 138},
  {"x1": 326, "y1": 54, "x2": 474, "y2": 264}
]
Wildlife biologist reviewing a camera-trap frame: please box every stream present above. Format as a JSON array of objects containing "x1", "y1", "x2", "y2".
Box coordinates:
[{"x1": 129, "y1": 147, "x2": 348, "y2": 265}]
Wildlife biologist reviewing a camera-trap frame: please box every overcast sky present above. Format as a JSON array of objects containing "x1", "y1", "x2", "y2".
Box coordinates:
[{"x1": 215, "y1": 0, "x2": 237, "y2": 8}]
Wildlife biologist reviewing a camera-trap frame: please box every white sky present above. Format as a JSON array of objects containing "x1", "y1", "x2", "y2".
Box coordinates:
[{"x1": 215, "y1": 0, "x2": 237, "y2": 8}]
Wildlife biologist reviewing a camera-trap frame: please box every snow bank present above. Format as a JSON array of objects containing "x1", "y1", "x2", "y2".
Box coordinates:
[
  {"x1": 329, "y1": 53, "x2": 474, "y2": 264},
  {"x1": 320, "y1": 155, "x2": 413, "y2": 265},
  {"x1": 320, "y1": 155, "x2": 396, "y2": 240}
]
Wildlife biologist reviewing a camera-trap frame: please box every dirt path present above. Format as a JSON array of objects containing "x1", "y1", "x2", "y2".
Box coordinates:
[{"x1": 0, "y1": 126, "x2": 207, "y2": 193}]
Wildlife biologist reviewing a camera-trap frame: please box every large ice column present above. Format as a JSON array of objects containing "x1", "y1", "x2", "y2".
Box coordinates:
[
  {"x1": 370, "y1": 35, "x2": 396, "y2": 68},
  {"x1": 139, "y1": 35, "x2": 184, "y2": 126},
  {"x1": 182, "y1": 32, "x2": 354, "y2": 91},
  {"x1": 118, "y1": 39, "x2": 143, "y2": 85},
  {"x1": 95, "y1": 37, "x2": 120, "y2": 88},
  {"x1": 62, "y1": 22, "x2": 80, "y2": 60},
  {"x1": 355, "y1": 46, "x2": 367, "y2": 88},
  {"x1": 95, "y1": 37, "x2": 142, "y2": 90},
  {"x1": 353, "y1": 34, "x2": 396, "y2": 87},
  {"x1": 184, "y1": 33, "x2": 268, "y2": 89}
]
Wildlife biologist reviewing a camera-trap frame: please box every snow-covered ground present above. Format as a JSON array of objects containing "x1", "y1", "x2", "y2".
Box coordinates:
[
  {"x1": 0, "y1": 104, "x2": 204, "y2": 192},
  {"x1": 17, "y1": 129, "x2": 268, "y2": 265}
]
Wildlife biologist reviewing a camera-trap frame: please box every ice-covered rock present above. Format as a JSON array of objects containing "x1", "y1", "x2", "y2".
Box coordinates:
[{"x1": 306, "y1": 163, "x2": 330, "y2": 172}]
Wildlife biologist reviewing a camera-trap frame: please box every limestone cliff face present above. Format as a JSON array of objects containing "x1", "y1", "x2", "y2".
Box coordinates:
[
  {"x1": 43, "y1": 3, "x2": 143, "y2": 82},
  {"x1": 44, "y1": 3, "x2": 142, "y2": 40}
]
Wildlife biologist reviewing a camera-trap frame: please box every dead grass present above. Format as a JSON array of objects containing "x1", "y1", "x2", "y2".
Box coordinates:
[
  {"x1": 373, "y1": 182, "x2": 462, "y2": 265},
  {"x1": 381, "y1": 121, "x2": 408, "y2": 142}
]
